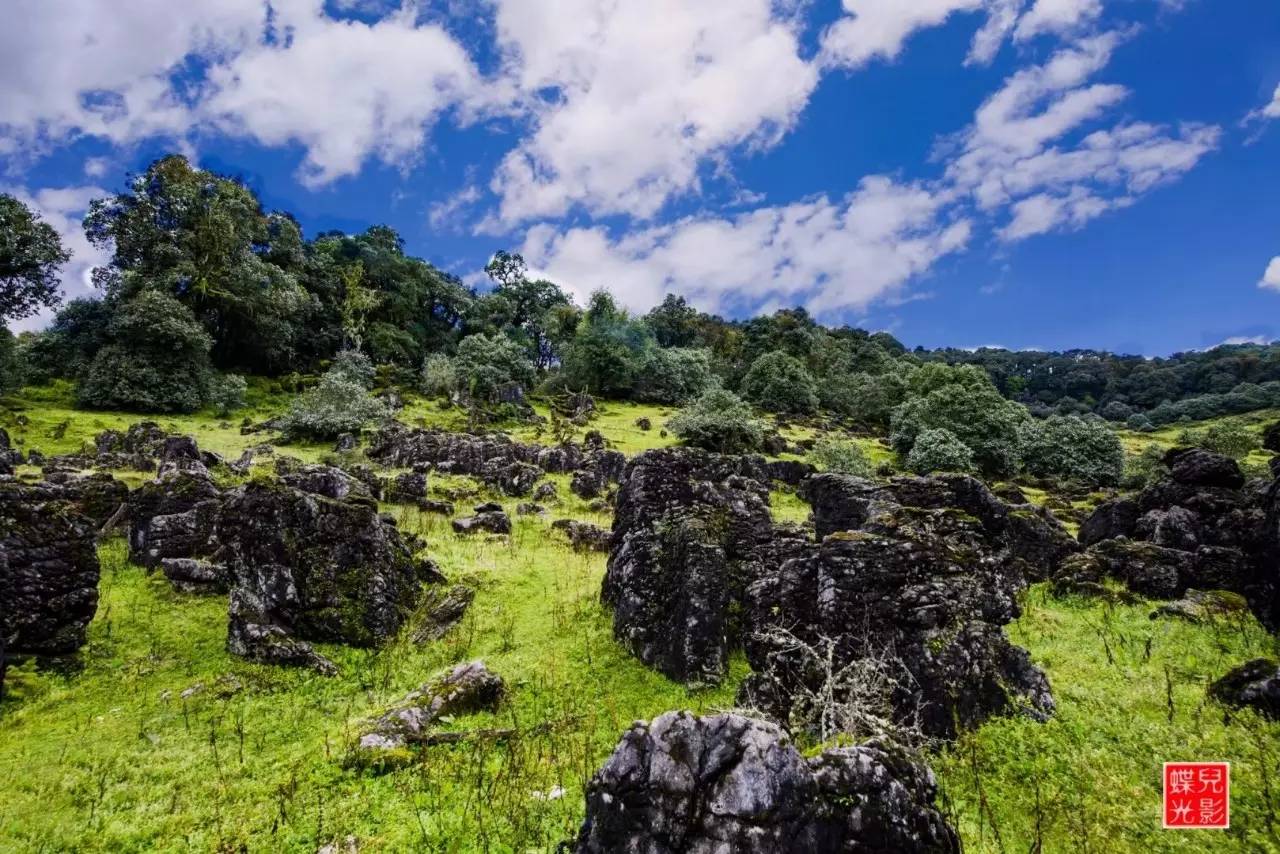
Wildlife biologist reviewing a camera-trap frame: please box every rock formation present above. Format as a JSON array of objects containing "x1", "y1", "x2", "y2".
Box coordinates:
[
  {"x1": 572, "y1": 711, "x2": 959, "y2": 853},
  {"x1": 0, "y1": 479, "x2": 101, "y2": 655}
]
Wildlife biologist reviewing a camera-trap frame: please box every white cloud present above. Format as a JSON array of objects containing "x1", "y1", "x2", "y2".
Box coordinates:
[
  {"x1": 489, "y1": 0, "x2": 818, "y2": 223},
  {"x1": 1261, "y1": 257, "x2": 1280, "y2": 290},
  {"x1": 0, "y1": 0, "x2": 264, "y2": 150},
  {"x1": 945, "y1": 33, "x2": 1219, "y2": 240},
  {"x1": 3, "y1": 185, "x2": 111, "y2": 332},
  {"x1": 968, "y1": 0, "x2": 1027, "y2": 65},
  {"x1": 1013, "y1": 0, "x2": 1103, "y2": 42},
  {"x1": 520, "y1": 176, "x2": 970, "y2": 317},
  {"x1": 1219, "y1": 335, "x2": 1269, "y2": 346},
  {"x1": 205, "y1": 1, "x2": 487, "y2": 187},
  {"x1": 820, "y1": 0, "x2": 985, "y2": 70}
]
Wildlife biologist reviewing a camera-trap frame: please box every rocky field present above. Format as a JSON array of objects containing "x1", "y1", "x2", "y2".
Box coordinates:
[{"x1": 1, "y1": 384, "x2": 1278, "y2": 853}]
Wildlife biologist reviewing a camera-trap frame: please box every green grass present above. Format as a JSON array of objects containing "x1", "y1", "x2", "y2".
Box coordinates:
[
  {"x1": 0, "y1": 497, "x2": 744, "y2": 852},
  {"x1": 936, "y1": 585, "x2": 1280, "y2": 853},
  {"x1": 4, "y1": 388, "x2": 1280, "y2": 852},
  {"x1": 1117, "y1": 408, "x2": 1279, "y2": 475}
]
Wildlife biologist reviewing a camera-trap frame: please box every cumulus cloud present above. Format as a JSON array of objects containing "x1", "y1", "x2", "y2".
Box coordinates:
[
  {"x1": 489, "y1": 0, "x2": 818, "y2": 223},
  {"x1": 2, "y1": 185, "x2": 111, "y2": 332},
  {"x1": 204, "y1": 1, "x2": 487, "y2": 186},
  {"x1": 945, "y1": 33, "x2": 1219, "y2": 240},
  {"x1": 821, "y1": 0, "x2": 985, "y2": 70},
  {"x1": 1013, "y1": 0, "x2": 1103, "y2": 42},
  {"x1": 520, "y1": 176, "x2": 971, "y2": 317},
  {"x1": 1261, "y1": 257, "x2": 1280, "y2": 290},
  {"x1": 0, "y1": 0, "x2": 263, "y2": 151}
]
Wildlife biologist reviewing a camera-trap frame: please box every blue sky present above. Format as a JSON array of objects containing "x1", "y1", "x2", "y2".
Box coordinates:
[{"x1": 2, "y1": 0, "x2": 1278, "y2": 355}]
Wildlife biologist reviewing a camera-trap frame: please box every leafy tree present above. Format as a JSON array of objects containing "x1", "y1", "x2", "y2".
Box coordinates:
[
  {"x1": 821, "y1": 367, "x2": 912, "y2": 426},
  {"x1": 0, "y1": 194, "x2": 70, "y2": 323},
  {"x1": 808, "y1": 436, "x2": 873, "y2": 476},
  {"x1": 84, "y1": 155, "x2": 309, "y2": 373},
  {"x1": 454, "y1": 332, "x2": 535, "y2": 401},
  {"x1": 561, "y1": 290, "x2": 652, "y2": 396},
  {"x1": 0, "y1": 327, "x2": 22, "y2": 392},
  {"x1": 667, "y1": 387, "x2": 765, "y2": 454},
  {"x1": 17, "y1": 297, "x2": 113, "y2": 383},
  {"x1": 906, "y1": 428, "x2": 975, "y2": 474},
  {"x1": 208, "y1": 373, "x2": 248, "y2": 417},
  {"x1": 328, "y1": 349, "x2": 377, "y2": 388},
  {"x1": 890, "y1": 378, "x2": 1028, "y2": 477},
  {"x1": 421, "y1": 353, "x2": 456, "y2": 398},
  {"x1": 645, "y1": 294, "x2": 702, "y2": 348},
  {"x1": 77, "y1": 291, "x2": 213, "y2": 412},
  {"x1": 633, "y1": 347, "x2": 714, "y2": 404},
  {"x1": 741, "y1": 351, "x2": 819, "y2": 414},
  {"x1": 1019, "y1": 415, "x2": 1124, "y2": 486},
  {"x1": 337, "y1": 262, "x2": 379, "y2": 352}
]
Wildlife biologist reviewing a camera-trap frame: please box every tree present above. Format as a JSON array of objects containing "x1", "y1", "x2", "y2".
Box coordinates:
[
  {"x1": 1018, "y1": 415, "x2": 1124, "y2": 486},
  {"x1": 84, "y1": 155, "x2": 309, "y2": 373},
  {"x1": 77, "y1": 291, "x2": 213, "y2": 412},
  {"x1": 808, "y1": 436, "x2": 873, "y2": 476},
  {"x1": 454, "y1": 332, "x2": 535, "y2": 401},
  {"x1": 0, "y1": 194, "x2": 70, "y2": 323},
  {"x1": 667, "y1": 387, "x2": 765, "y2": 454},
  {"x1": 338, "y1": 262, "x2": 379, "y2": 352},
  {"x1": 1177, "y1": 421, "x2": 1259, "y2": 459},
  {"x1": 208, "y1": 373, "x2": 248, "y2": 417},
  {"x1": 561, "y1": 290, "x2": 652, "y2": 396},
  {"x1": 906, "y1": 428, "x2": 975, "y2": 475},
  {"x1": 421, "y1": 353, "x2": 456, "y2": 398},
  {"x1": 645, "y1": 294, "x2": 702, "y2": 348},
  {"x1": 890, "y1": 379, "x2": 1029, "y2": 477},
  {"x1": 633, "y1": 347, "x2": 714, "y2": 404},
  {"x1": 741, "y1": 351, "x2": 819, "y2": 414}
]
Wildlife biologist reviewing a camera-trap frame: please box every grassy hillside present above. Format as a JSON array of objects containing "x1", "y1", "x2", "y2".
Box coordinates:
[{"x1": 2, "y1": 390, "x2": 1278, "y2": 852}]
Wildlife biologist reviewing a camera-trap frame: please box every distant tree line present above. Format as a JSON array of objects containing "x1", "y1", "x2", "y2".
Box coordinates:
[{"x1": 0, "y1": 155, "x2": 1275, "y2": 487}]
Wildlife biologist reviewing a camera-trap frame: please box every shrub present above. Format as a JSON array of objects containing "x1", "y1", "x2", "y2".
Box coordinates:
[
  {"x1": 906, "y1": 428, "x2": 974, "y2": 474},
  {"x1": 633, "y1": 347, "x2": 714, "y2": 404},
  {"x1": 667, "y1": 387, "x2": 765, "y2": 454},
  {"x1": 890, "y1": 380, "x2": 1028, "y2": 477},
  {"x1": 454, "y1": 333, "x2": 534, "y2": 401},
  {"x1": 741, "y1": 351, "x2": 818, "y2": 414},
  {"x1": 1177, "y1": 421, "x2": 1259, "y2": 459},
  {"x1": 1121, "y1": 444, "x2": 1167, "y2": 489},
  {"x1": 207, "y1": 373, "x2": 248, "y2": 417},
  {"x1": 277, "y1": 363, "x2": 389, "y2": 440},
  {"x1": 1125, "y1": 413, "x2": 1155, "y2": 432},
  {"x1": 1100, "y1": 400, "x2": 1134, "y2": 422},
  {"x1": 808, "y1": 436, "x2": 873, "y2": 476},
  {"x1": 328, "y1": 349, "x2": 376, "y2": 388},
  {"x1": 77, "y1": 291, "x2": 212, "y2": 412},
  {"x1": 560, "y1": 290, "x2": 652, "y2": 397},
  {"x1": 420, "y1": 353, "x2": 456, "y2": 398},
  {"x1": 1019, "y1": 415, "x2": 1124, "y2": 487}
]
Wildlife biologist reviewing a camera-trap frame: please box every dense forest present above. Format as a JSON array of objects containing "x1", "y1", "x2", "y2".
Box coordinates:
[{"x1": 3, "y1": 155, "x2": 1280, "y2": 437}]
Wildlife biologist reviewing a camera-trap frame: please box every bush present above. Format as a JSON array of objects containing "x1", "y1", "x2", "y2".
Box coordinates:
[
  {"x1": 0, "y1": 327, "x2": 22, "y2": 393},
  {"x1": 328, "y1": 349, "x2": 376, "y2": 388},
  {"x1": 277, "y1": 367, "x2": 390, "y2": 441},
  {"x1": 890, "y1": 379, "x2": 1028, "y2": 477},
  {"x1": 77, "y1": 291, "x2": 212, "y2": 412},
  {"x1": 454, "y1": 333, "x2": 534, "y2": 401},
  {"x1": 906, "y1": 428, "x2": 974, "y2": 474},
  {"x1": 1018, "y1": 415, "x2": 1124, "y2": 487},
  {"x1": 1100, "y1": 400, "x2": 1134, "y2": 422},
  {"x1": 633, "y1": 347, "x2": 714, "y2": 404},
  {"x1": 1125, "y1": 413, "x2": 1154, "y2": 432},
  {"x1": 207, "y1": 373, "x2": 247, "y2": 417},
  {"x1": 667, "y1": 387, "x2": 765, "y2": 454},
  {"x1": 741, "y1": 351, "x2": 818, "y2": 414},
  {"x1": 1121, "y1": 444, "x2": 1167, "y2": 489},
  {"x1": 560, "y1": 291, "x2": 652, "y2": 397},
  {"x1": 420, "y1": 353, "x2": 456, "y2": 398},
  {"x1": 808, "y1": 436, "x2": 872, "y2": 476},
  {"x1": 1177, "y1": 421, "x2": 1259, "y2": 459}
]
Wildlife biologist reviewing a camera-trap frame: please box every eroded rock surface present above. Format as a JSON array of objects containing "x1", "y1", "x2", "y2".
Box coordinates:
[
  {"x1": 604, "y1": 448, "x2": 773, "y2": 684},
  {"x1": 217, "y1": 481, "x2": 440, "y2": 673},
  {"x1": 0, "y1": 479, "x2": 100, "y2": 654},
  {"x1": 1210, "y1": 659, "x2": 1280, "y2": 719},
  {"x1": 572, "y1": 711, "x2": 959, "y2": 854}
]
